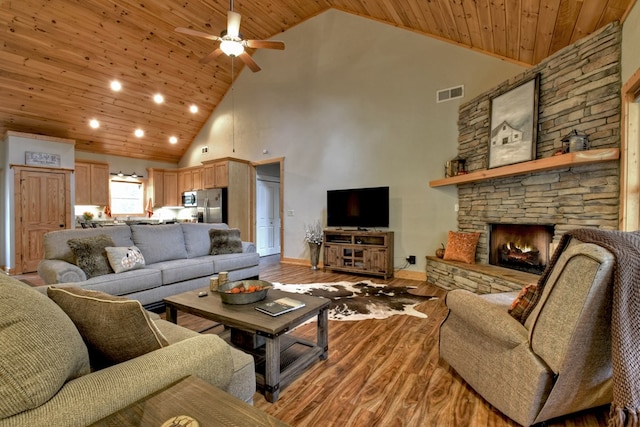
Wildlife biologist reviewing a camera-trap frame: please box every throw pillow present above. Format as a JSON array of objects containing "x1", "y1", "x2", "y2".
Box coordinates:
[
  {"x1": 105, "y1": 246, "x2": 146, "y2": 273},
  {"x1": 443, "y1": 231, "x2": 480, "y2": 264},
  {"x1": 209, "y1": 228, "x2": 243, "y2": 255},
  {"x1": 508, "y1": 283, "x2": 538, "y2": 323},
  {"x1": 47, "y1": 286, "x2": 169, "y2": 369},
  {"x1": 0, "y1": 277, "x2": 90, "y2": 419},
  {"x1": 67, "y1": 234, "x2": 115, "y2": 279}
]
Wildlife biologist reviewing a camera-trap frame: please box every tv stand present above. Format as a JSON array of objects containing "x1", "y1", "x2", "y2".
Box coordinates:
[{"x1": 323, "y1": 229, "x2": 394, "y2": 279}]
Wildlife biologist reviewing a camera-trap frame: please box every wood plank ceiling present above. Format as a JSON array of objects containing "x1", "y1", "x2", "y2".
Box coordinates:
[{"x1": 0, "y1": 0, "x2": 634, "y2": 163}]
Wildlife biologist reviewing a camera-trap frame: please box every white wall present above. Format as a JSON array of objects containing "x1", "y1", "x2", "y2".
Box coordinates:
[
  {"x1": 180, "y1": 9, "x2": 526, "y2": 275},
  {"x1": 622, "y1": 1, "x2": 640, "y2": 83}
]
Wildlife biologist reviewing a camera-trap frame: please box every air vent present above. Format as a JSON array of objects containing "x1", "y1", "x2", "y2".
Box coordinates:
[{"x1": 436, "y1": 85, "x2": 464, "y2": 103}]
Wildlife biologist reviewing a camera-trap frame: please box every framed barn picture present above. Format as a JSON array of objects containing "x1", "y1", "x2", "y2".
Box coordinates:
[{"x1": 488, "y1": 75, "x2": 540, "y2": 168}]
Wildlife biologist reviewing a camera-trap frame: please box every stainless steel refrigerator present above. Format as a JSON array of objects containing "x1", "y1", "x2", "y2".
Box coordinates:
[{"x1": 196, "y1": 189, "x2": 225, "y2": 223}]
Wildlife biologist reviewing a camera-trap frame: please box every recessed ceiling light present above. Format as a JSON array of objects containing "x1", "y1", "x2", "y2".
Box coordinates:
[
  {"x1": 153, "y1": 93, "x2": 164, "y2": 104},
  {"x1": 134, "y1": 129, "x2": 144, "y2": 138},
  {"x1": 190, "y1": 104, "x2": 198, "y2": 114},
  {"x1": 110, "y1": 80, "x2": 122, "y2": 91},
  {"x1": 169, "y1": 136, "x2": 178, "y2": 144},
  {"x1": 89, "y1": 119, "x2": 100, "y2": 129}
]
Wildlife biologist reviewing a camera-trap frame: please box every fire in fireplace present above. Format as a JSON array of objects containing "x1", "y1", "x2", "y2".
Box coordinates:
[{"x1": 489, "y1": 224, "x2": 555, "y2": 275}]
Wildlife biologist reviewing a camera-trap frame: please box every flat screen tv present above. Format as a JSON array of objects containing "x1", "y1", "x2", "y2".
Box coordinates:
[{"x1": 327, "y1": 186, "x2": 389, "y2": 229}]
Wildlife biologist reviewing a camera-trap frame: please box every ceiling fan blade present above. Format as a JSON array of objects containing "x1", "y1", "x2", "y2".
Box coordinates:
[
  {"x1": 199, "y1": 48, "x2": 224, "y2": 64},
  {"x1": 238, "y1": 52, "x2": 261, "y2": 72},
  {"x1": 175, "y1": 27, "x2": 220, "y2": 42},
  {"x1": 227, "y1": 11, "x2": 241, "y2": 38},
  {"x1": 245, "y1": 40, "x2": 285, "y2": 50}
]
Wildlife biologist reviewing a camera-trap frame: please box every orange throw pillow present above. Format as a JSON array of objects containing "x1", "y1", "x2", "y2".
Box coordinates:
[{"x1": 443, "y1": 231, "x2": 480, "y2": 264}]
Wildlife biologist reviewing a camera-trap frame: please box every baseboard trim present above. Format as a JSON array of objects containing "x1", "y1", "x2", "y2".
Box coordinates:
[{"x1": 280, "y1": 257, "x2": 322, "y2": 267}]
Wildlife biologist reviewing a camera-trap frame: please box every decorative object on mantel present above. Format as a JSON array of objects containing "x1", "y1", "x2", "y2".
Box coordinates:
[
  {"x1": 435, "y1": 243, "x2": 446, "y2": 258},
  {"x1": 488, "y1": 74, "x2": 540, "y2": 169},
  {"x1": 445, "y1": 156, "x2": 466, "y2": 177},
  {"x1": 304, "y1": 220, "x2": 323, "y2": 270},
  {"x1": 561, "y1": 129, "x2": 590, "y2": 153}
]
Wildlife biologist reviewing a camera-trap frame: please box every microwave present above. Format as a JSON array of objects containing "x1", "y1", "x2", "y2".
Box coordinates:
[{"x1": 182, "y1": 191, "x2": 197, "y2": 207}]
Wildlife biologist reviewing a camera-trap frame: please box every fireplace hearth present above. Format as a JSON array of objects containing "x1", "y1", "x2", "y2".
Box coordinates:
[{"x1": 489, "y1": 224, "x2": 554, "y2": 275}]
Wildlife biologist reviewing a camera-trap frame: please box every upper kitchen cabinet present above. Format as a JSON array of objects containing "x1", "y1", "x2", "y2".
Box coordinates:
[
  {"x1": 163, "y1": 171, "x2": 179, "y2": 207},
  {"x1": 202, "y1": 160, "x2": 229, "y2": 189},
  {"x1": 75, "y1": 161, "x2": 109, "y2": 206},
  {"x1": 178, "y1": 166, "x2": 203, "y2": 193}
]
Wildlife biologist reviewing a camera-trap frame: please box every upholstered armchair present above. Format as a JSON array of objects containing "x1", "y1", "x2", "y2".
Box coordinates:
[{"x1": 439, "y1": 238, "x2": 615, "y2": 426}]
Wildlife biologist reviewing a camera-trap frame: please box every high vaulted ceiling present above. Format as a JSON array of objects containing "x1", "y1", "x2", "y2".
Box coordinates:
[{"x1": 0, "y1": 0, "x2": 635, "y2": 163}]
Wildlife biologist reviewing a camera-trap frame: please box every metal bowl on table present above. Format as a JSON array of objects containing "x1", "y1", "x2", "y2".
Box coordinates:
[{"x1": 217, "y1": 279, "x2": 272, "y2": 304}]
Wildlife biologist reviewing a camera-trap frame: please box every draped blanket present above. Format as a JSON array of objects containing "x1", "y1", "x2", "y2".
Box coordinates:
[{"x1": 524, "y1": 229, "x2": 640, "y2": 426}]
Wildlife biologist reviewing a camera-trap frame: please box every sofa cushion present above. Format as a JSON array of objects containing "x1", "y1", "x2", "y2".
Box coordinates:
[
  {"x1": 43, "y1": 226, "x2": 134, "y2": 263},
  {"x1": 47, "y1": 286, "x2": 169, "y2": 369},
  {"x1": 67, "y1": 234, "x2": 115, "y2": 278},
  {"x1": 181, "y1": 223, "x2": 229, "y2": 258},
  {"x1": 209, "y1": 228, "x2": 243, "y2": 255},
  {"x1": 212, "y1": 252, "x2": 260, "y2": 273},
  {"x1": 105, "y1": 246, "x2": 146, "y2": 273},
  {"x1": 0, "y1": 277, "x2": 90, "y2": 419},
  {"x1": 443, "y1": 231, "x2": 480, "y2": 264},
  {"x1": 79, "y1": 267, "x2": 162, "y2": 296},
  {"x1": 148, "y1": 258, "x2": 215, "y2": 285},
  {"x1": 131, "y1": 224, "x2": 188, "y2": 265}
]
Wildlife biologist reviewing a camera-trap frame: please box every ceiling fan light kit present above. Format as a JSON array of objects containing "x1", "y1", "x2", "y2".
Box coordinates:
[
  {"x1": 220, "y1": 39, "x2": 244, "y2": 57},
  {"x1": 175, "y1": 1, "x2": 285, "y2": 72}
]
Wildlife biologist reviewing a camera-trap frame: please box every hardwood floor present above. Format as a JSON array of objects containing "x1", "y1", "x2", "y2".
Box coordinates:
[{"x1": 14, "y1": 258, "x2": 609, "y2": 426}]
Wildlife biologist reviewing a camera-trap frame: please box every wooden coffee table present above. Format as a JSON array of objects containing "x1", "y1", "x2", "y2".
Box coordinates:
[
  {"x1": 164, "y1": 287, "x2": 330, "y2": 403},
  {"x1": 90, "y1": 375, "x2": 290, "y2": 426}
]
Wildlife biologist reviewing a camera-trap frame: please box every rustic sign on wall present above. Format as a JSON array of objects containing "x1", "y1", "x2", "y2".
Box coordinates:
[{"x1": 25, "y1": 151, "x2": 61, "y2": 167}]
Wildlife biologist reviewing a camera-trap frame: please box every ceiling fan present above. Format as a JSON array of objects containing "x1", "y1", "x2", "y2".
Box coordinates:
[{"x1": 175, "y1": 0, "x2": 285, "y2": 72}]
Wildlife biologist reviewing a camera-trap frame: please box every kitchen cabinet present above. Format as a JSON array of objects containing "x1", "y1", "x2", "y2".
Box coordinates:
[
  {"x1": 147, "y1": 168, "x2": 164, "y2": 207},
  {"x1": 163, "y1": 171, "x2": 178, "y2": 207},
  {"x1": 75, "y1": 161, "x2": 109, "y2": 206},
  {"x1": 202, "y1": 158, "x2": 251, "y2": 238},
  {"x1": 202, "y1": 160, "x2": 229, "y2": 189},
  {"x1": 147, "y1": 168, "x2": 181, "y2": 207},
  {"x1": 178, "y1": 167, "x2": 203, "y2": 193}
]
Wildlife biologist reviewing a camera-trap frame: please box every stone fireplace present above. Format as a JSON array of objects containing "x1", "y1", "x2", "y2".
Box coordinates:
[
  {"x1": 489, "y1": 224, "x2": 554, "y2": 275},
  {"x1": 425, "y1": 22, "x2": 622, "y2": 294}
]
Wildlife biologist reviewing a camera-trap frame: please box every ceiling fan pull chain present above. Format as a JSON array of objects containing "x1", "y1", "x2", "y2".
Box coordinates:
[{"x1": 231, "y1": 58, "x2": 236, "y2": 153}]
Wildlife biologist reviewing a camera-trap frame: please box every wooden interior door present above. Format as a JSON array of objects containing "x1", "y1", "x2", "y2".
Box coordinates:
[{"x1": 14, "y1": 166, "x2": 71, "y2": 273}]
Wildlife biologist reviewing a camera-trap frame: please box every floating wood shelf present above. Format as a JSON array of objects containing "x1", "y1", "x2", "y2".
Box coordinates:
[{"x1": 429, "y1": 148, "x2": 620, "y2": 187}]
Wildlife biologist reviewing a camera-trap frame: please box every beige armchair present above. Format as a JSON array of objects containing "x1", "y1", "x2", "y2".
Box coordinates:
[{"x1": 439, "y1": 238, "x2": 615, "y2": 426}]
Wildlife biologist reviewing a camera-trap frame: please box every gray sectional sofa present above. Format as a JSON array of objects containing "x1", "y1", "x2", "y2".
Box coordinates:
[{"x1": 37, "y1": 223, "x2": 260, "y2": 308}]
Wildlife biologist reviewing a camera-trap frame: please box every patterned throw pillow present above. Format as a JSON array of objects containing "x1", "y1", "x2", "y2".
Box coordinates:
[
  {"x1": 47, "y1": 286, "x2": 168, "y2": 370},
  {"x1": 443, "y1": 231, "x2": 480, "y2": 264},
  {"x1": 209, "y1": 228, "x2": 243, "y2": 255},
  {"x1": 105, "y1": 246, "x2": 146, "y2": 273},
  {"x1": 508, "y1": 283, "x2": 538, "y2": 323},
  {"x1": 67, "y1": 234, "x2": 115, "y2": 278}
]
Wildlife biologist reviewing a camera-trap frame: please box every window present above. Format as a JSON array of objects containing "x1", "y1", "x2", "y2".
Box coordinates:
[{"x1": 110, "y1": 180, "x2": 145, "y2": 215}]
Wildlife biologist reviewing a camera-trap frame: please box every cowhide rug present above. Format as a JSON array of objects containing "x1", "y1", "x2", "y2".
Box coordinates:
[{"x1": 272, "y1": 280, "x2": 437, "y2": 321}]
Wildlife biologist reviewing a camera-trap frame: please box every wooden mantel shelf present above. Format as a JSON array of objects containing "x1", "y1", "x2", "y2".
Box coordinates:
[{"x1": 429, "y1": 148, "x2": 620, "y2": 187}]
